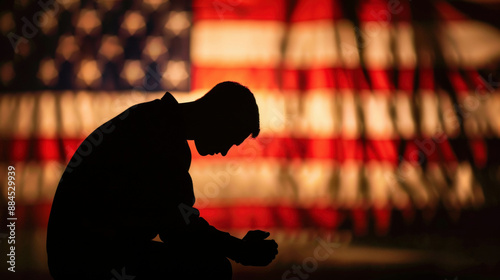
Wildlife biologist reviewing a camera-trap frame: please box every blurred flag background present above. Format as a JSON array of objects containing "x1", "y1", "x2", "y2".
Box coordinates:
[{"x1": 1, "y1": 0, "x2": 500, "y2": 279}]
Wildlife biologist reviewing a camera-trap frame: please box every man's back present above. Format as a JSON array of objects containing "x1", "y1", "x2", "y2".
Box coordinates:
[{"x1": 46, "y1": 95, "x2": 193, "y2": 278}]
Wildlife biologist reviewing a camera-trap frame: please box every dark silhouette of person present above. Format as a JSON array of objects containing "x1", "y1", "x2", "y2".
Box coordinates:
[{"x1": 46, "y1": 81, "x2": 278, "y2": 280}]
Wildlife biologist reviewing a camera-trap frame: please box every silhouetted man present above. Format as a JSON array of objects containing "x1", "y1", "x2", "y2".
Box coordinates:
[{"x1": 47, "y1": 81, "x2": 278, "y2": 280}]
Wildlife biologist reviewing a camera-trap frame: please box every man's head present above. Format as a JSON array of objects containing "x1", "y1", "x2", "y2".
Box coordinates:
[{"x1": 180, "y1": 81, "x2": 260, "y2": 156}]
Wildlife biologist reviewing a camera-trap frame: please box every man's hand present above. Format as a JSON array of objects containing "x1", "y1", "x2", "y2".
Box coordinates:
[{"x1": 232, "y1": 230, "x2": 278, "y2": 266}]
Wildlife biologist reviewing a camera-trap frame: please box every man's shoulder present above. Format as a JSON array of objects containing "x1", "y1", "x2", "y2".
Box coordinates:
[
  {"x1": 160, "y1": 91, "x2": 177, "y2": 105},
  {"x1": 111, "y1": 95, "x2": 175, "y2": 124},
  {"x1": 131, "y1": 92, "x2": 179, "y2": 118}
]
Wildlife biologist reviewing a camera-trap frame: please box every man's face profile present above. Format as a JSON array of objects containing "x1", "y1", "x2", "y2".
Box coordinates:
[{"x1": 194, "y1": 127, "x2": 250, "y2": 156}]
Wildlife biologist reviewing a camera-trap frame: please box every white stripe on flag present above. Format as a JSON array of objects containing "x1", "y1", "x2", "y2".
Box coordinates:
[
  {"x1": 284, "y1": 20, "x2": 340, "y2": 68},
  {"x1": 441, "y1": 21, "x2": 500, "y2": 67},
  {"x1": 38, "y1": 92, "x2": 58, "y2": 138},
  {"x1": 191, "y1": 20, "x2": 285, "y2": 67}
]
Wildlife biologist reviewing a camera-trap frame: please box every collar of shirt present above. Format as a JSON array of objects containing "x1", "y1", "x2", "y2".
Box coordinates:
[{"x1": 160, "y1": 91, "x2": 188, "y2": 140}]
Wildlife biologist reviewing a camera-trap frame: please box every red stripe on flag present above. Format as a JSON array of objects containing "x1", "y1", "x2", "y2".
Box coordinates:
[
  {"x1": 337, "y1": 139, "x2": 365, "y2": 162},
  {"x1": 199, "y1": 207, "x2": 231, "y2": 229},
  {"x1": 37, "y1": 138, "x2": 61, "y2": 161},
  {"x1": 358, "y1": 0, "x2": 394, "y2": 22},
  {"x1": 309, "y1": 207, "x2": 341, "y2": 230},
  {"x1": 439, "y1": 140, "x2": 458, "y2": 163},
  {"x1": 7, "y1": 136, "x2": 486, "y2": 164},
  {"x1": 33, "y1": 203, "x2": 52, "y2": 228},
  {"x1": 282, "y1": 68, "x2": 338, "y2": 91},
  {"x1": 193, "y1": 0, "x2": 286, "y2": 22},
  {"x1": 465, "y1": 70, "x2": 494, "y2": 93},
  {"x1": 403, "y1": 141, "x2": 420, "y2": 163},
  {"x1": 434, "y1": 1, "x2": 469, "y2": 21},
  {"x1": 253, "y1": 206, "x2": 277, "y2": 229},
  {"x1": 191, "y1": 66, "x2": 279, "y2": 90},
  {"x1": 419, "y1": 68, "x2": 434, "y2": 91},
  {"x1": 355, "y1": 68, "x2": 372, "y2": 91},
  {"x1": 352, "y1": 208, "x2": 368, "y2": 236},
  {"x1": 373, "y1": 208, "x2": 391, "y2": 236},
  {"x1": 62, "y1": 138, "x2": 83, "y2": 160},
  {"x1": 15, "y1": 202, "x2": 483, "y2": 238},
  {"x1": 282, "y1": 69, "x2": 397, "y2": 92},
  {"x1": 366, "y1": 69, "x2": 394, "y2": 91},
  {"x1": 11, "y1": 139, "x2": 30, "y2": 161},
  {"x1": 336, "y1": 68, "x2": 356, "y2": 90},
  {"x1": 398, "y1": 68, "x2": 415, "y2": 92},
  {"x1": 424, "y1": 139, "x2": 458, "y2": 163},
  {"x1": 448, "y1": 70, "x2": 470, "y2": 94},
  {"x1": 393, "y1": 0, "x2": 412, "y2": 22},
  {"x1": 366, "y1": 139, "x2": 399, "y2": 164},
  {"x1": 470, "y1": 139, "x2": 487, "y2": 168},
  {"x1": 275, "y1": 205, "x2": 301, "y2": 228},
  {"x1": 290, "y1": 0, "x2": 343, "y2": 22}
]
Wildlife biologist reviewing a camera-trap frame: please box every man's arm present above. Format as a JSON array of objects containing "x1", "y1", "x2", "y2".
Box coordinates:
[{"x1": 159, "y1": 203, "x2": 278, "y2": 266}]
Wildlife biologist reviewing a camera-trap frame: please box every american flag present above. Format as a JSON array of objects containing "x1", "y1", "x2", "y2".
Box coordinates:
[{"x1": 1, "y1": 0, "x2": 500, "y2": 275}]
